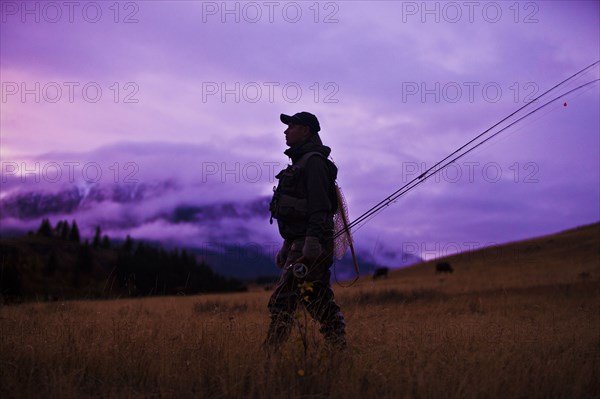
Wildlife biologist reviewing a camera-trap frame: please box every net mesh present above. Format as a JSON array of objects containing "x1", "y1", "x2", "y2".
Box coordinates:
[{"x1": 333, "y1": 184, "x2": 352, "y2": 260}]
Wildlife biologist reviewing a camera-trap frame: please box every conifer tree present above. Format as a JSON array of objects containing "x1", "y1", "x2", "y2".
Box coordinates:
[
  {"x1": 101, "y1": 235, "x2": 111, "y2": 249},
  {"x1": 60, "y1": 220, "x2": 69, "y2": 240},
  {"x1": 37, "y1": 219, "x2": 53, "y2": 237},
  {"x1": 123, "y1": 235, "x2": 134, "y2": 253},
  {"x1": 69, "y1": 220, "x2": 80, "y2": 243},
  {"x1": 93, "y1": 226, "x2": 101, "y2": 248}
]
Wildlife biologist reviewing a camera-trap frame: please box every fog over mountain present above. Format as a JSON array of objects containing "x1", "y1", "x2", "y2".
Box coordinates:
[
  {"x1": 1, "y1": 142, "x2": 421, "y2": 279},
  {"x1": 1, "y1": 143, "x2": 279, "y2": 249}
]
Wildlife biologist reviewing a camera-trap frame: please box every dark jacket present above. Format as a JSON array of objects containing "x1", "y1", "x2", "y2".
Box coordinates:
[{"x1": 271, "y1": 134, "x2": 338, "y2": 242}]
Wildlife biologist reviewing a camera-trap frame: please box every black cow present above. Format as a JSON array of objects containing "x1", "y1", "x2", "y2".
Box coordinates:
[
  {"x1": 373, "y1": 267, "x2": 389, "y2": 280},
  {"x1": 435, "y1": 262, "x2": 453, "y2": 273}
]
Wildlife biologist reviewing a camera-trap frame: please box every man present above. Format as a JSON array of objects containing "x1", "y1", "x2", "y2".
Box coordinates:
[{"x1": 265, "y1": 111, "x2": 346, "y2": 350}]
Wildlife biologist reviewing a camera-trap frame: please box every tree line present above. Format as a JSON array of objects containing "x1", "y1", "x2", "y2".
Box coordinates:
[{"x1": 0, "y1": 219, "x2": 246, "y2": 303}]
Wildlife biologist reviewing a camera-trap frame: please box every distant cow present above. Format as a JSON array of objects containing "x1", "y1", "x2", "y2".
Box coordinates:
[
  {"x1": 373, "y1": 267, "x2": 389, "y2": 280},
  {"x1": 436, "y1": 262, "x2": 453, "y2": 273}
]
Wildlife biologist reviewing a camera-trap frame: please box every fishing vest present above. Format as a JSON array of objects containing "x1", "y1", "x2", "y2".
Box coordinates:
[{"x1": 269, "y1": 152, "x2": 337, "y2": 224}]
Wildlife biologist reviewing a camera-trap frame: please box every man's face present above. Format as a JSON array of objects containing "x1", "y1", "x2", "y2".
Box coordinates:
[{"x1": 284, "y1": 124, "x2": 311, "y2": 147}]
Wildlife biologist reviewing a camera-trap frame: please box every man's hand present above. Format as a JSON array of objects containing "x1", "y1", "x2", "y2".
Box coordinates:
[
  {"x1": 276, "y1": 240, "x2": 292, "y2": 268},
  {"x1": 302, "y1": 236, "x2": 322, "y2": 264}
]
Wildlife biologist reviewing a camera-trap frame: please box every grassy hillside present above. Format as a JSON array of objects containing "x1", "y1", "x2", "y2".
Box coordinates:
[
  {"x1": 353, "y1": 221, "x2": 599, "y2": 294},
  {"x1": 1, "y1": 223, "x2": 598, "y2": 398}
]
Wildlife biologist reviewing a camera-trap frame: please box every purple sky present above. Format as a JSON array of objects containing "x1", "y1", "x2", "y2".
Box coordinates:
[{"x1": 1, "y1": 1, "x2": 599, "y2": 261}]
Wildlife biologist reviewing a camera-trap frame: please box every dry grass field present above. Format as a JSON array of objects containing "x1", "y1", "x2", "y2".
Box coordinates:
[{"x1": 1, "y1": 223, "x2": 599, "y2": 398}]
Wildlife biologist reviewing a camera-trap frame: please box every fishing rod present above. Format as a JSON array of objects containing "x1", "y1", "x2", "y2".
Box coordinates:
[
  {"x1": 334, "y1": 60, "x2": 600, "y2": 241},
  {"x1": 341, "y1": 77, "x2": 600, "y2": 237}
]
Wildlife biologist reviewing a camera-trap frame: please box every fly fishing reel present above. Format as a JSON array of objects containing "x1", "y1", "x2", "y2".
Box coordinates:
[{"x1": 291, "y1": 262, "x2": 308, "y2": 278}]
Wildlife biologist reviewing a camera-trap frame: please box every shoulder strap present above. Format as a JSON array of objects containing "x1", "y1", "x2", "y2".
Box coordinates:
[
  {"x1": 293, "y1": 151, "x2": 325, "y2": 169},
  {"x1": 294, "y1": 152, "x2": 339, "y2": 214}
]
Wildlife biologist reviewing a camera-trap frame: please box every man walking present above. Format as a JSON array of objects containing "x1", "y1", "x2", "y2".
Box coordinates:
[{"x1": 266, "y1": 111, "x2": 346, "y2": 350}]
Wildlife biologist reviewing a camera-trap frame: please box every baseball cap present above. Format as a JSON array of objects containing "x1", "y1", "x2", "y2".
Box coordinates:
[{"x1": 280, "y1": 112, "x2": 321, "y2": 134}]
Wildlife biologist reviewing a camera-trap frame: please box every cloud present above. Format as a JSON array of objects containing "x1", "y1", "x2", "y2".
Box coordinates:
[{"x1": 1, "y1": 1, "x2": 598, "y2": 261}]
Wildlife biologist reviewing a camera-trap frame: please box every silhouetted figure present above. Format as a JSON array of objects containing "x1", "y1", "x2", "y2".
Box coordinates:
[{"x1": 266, "y1": 112, "x2": 346, "y2": 351}]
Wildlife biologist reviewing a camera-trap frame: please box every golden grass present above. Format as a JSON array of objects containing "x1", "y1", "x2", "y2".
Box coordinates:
[{"x1": 1, "y1": 223, "x2": 599, "y2": 398}]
